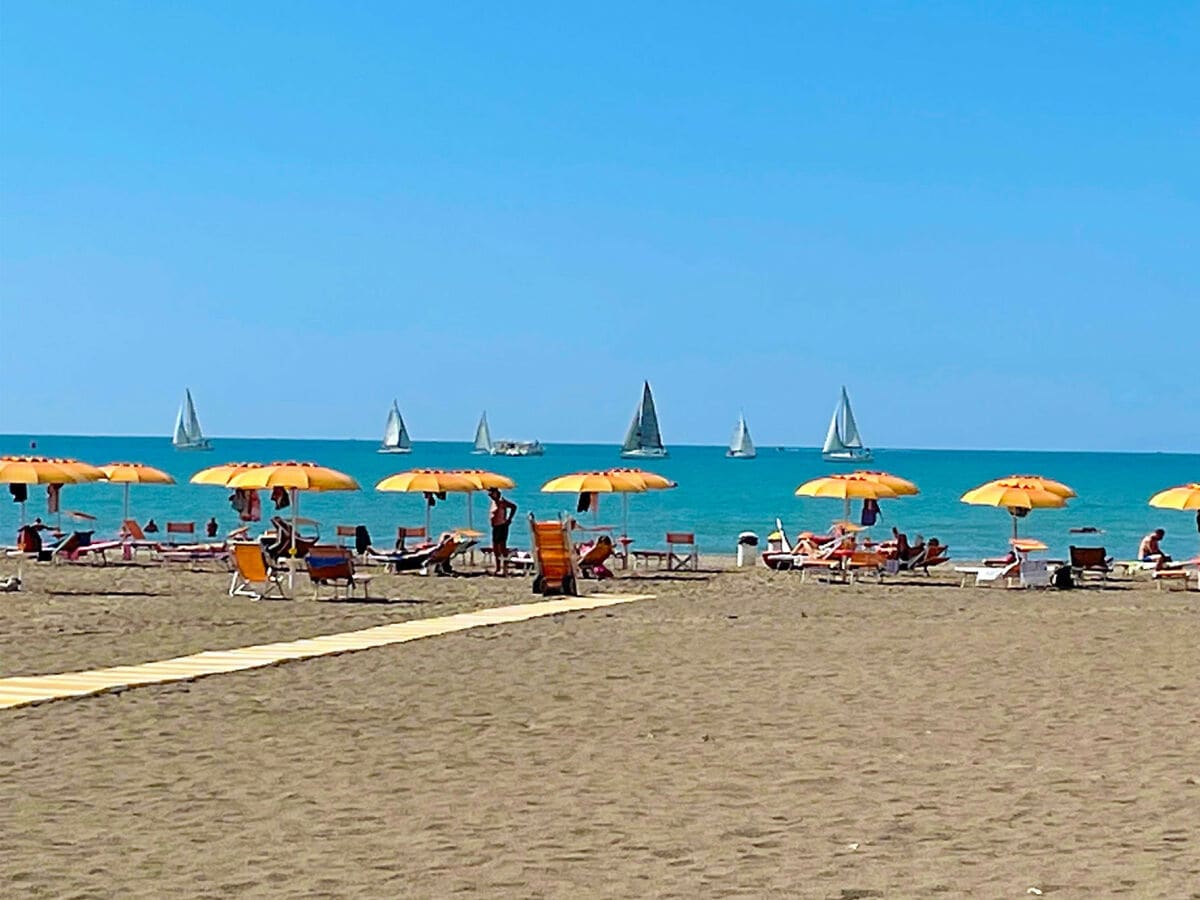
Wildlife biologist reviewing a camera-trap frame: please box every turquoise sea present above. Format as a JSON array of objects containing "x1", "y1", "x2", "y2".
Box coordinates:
[{"x1": 2, "y1": 435, "x2": 1198, "y2": 562}]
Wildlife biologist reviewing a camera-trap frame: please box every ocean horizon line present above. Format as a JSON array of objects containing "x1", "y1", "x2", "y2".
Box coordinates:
[{"x1": 1, "y1": 432, "x2": 1196, "y2": 458}]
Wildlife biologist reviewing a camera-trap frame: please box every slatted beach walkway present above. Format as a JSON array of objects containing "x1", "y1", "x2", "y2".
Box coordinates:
[{"x1": 0, "y1": 593, "x2": 654, "y2": 711}]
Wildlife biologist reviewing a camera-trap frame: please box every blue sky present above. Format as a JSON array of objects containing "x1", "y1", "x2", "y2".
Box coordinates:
[{"x1": 1, "y1": 2, "x2": 1196, "y2": 451}]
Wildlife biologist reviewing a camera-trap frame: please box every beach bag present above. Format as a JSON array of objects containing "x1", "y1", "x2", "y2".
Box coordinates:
[{"x1": 1052, "y1": 565, "x2": 1074, "y2": 590}]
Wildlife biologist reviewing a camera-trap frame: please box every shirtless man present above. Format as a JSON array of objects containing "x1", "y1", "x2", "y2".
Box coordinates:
[
  {"x1": 1138, "y1": 528, "x2": 1171, "y2": 568},
  {"x1": 488, "y1": 487, "x2": 518, "y2": 575}
]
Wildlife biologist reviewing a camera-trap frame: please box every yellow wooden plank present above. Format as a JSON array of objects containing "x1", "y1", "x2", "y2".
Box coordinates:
[{"x1": 0, "y1": 592, "x2": 654, "y2": 710}]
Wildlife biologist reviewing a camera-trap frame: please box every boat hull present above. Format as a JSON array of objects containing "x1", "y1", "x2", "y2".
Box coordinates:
[
  {"x1": 378, "y1": 447, "x2": 412, "y2": 454},
  {"x1": 173, "y1": 444, "x2": 214, "y2": 451},
  {"x1": 823, "y1": 449, "x2": 873, "y2": 463},
  {"x1": 621, "y1": 448, "x2": 668, "y2": 459},
  {"x1": 726, "y1": 450, "x2": 756, "y2": 459}
]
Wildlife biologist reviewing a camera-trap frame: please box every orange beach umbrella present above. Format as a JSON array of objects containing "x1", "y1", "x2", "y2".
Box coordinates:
[
  {"x1": 190, "y1": 462, "x2": 265, "y2": 486},
  {"x1": 101, "y1": 462, "x2": 175, "y2": 521},
  {"x1": 1149, "y1": 483, "x2": 1200, "y2": 553},
  {"x1": 0, "y1": 456, "x2": 85, "y2": 528}
]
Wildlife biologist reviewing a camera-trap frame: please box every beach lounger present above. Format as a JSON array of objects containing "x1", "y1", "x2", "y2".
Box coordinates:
[
  {"x1": 529, "y1": 513, "x2": 581, "y2": 596},
  {"x1": 631, "y1": 532, "x2": 699, "y2": 571},
  {"x1": 897, "y1": 544, "x2": 951, "y2": 575},
  {"x1": 1069, "y1": 546, "x2": 1113, "y2": 581},
  {"x1": 229, "y1": 541, "x2": 286, "y2": 601},
  {"x1": 162, "y1": 521, "x2": 196, "y2": 546},
  {"x1": 955, "y1": 560, "x2": 1020, "y2": 588},
  {"x1": 1152, "y1": 568, "x2": 1198, "y2": 591},
  {"x1": 305, "y1": 545, "x2": 374, "y2": 600},
  {"x1": 53, "y1": 531, "x2": 121, "y2": 566},
  {"x1": 1018, "y1": 557, "x2": 1052, "y2": 588}
]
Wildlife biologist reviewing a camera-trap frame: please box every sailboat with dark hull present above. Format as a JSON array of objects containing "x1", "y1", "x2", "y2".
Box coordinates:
[
  {"x1": 620, "y1": 381, "x2": 668, "y2": 459},
  {"x1": 821, "y1": 386, "x2": 871, "y2": 463}
]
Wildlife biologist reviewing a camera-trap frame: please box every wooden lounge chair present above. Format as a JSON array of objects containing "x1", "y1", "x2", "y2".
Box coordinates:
[
  {"x1": 162, "y1": 521, "x2": 196, "y2": 546},
  {"x1": 632, "y1": 532, "x2": 699, "y2": 571},
  {"x1": 1069, "y1": 546, "x2": 1113, "y2": 581},
  {"x1": 305, "y1": 545, "x2": 373, "y2": 600},
  {"x1": 529, "y1": 513, "x2": 581, "y2": 596},
  {"x1": 229, "y1": 541, "x2": 286, "y2": 600}
]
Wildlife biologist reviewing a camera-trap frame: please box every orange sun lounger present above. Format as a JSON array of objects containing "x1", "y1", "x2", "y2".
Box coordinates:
[{"x1": 529, "y1": 513, "x2": 581, "y2": 596}]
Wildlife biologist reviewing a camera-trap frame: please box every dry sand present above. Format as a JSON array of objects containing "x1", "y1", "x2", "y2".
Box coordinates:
[{"x1": 2, "y1": 556, "x2": 1199, "y2": 898}]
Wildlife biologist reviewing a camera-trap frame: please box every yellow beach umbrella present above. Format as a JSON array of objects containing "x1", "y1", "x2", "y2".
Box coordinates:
[
  {"x1": 227, "y1": 462, "x2": 360, "y2": 586},
  {"x1": 0, "y1": 456, "x2": 84, "y2": 530},
  {"x1": 190, "y1": 462, "x2": 264, "y2": 486},
  {"x1": 226, "y1": 461, "x2": 359, "y2": 493},
  {"x1": 1002, "y1": 475, "x2": 1076, "y2": 499},
  {"x1": 961, "y1": 476, "x2": 1068, "y2": 539},
  {"x1": 796, "y1": 473, "x2": 899, "y2": 525},
  {"x1": 376, "y1": 469, "x2": 479, "y2": 537},
  {"x1": 542, "y1": 471, "x2": 649, "y2": 543},
  {"x1": 448, "y1": 469, "x2": 517, "y2": 542},
  {"x1": 1149, "y1": 483, "x2": 1200, "y2": 511},
  {"x1": 37, "y1": 458, "x2": 105, "y2": 532},
  {"x1": 849, "y1": 470, "x2": 920, "y2": 496},
  {"x1": 1149, "y1": 483, "x2": 1200, "y2": 554},
  {"x1": 101, "y1": 463, "x2": 176, "y2": 521},
  {"x1": 604, "y1": 468, "x2": 676, "y2": 538},
  {"x1": 541, "y1": 471, "x2": 646, "y2": 494}
]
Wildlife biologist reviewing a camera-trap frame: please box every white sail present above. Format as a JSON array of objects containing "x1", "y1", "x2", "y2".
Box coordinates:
[
  {"x1": 173, "y1": 389, "x2": 212, "y2": 450},
  {"x1": 621, "y1": 381, "x2": 668, "y2": 457},
  {"x1": 822, "y1": 386, "x2": 871, "y2": 462},
  {"x1": 173, "y1": 406, "x2": 190, "y2": 446},
  {"x1": 840, "y1": 387, "x2": 864, "y2": 449},
  {"x1": 822, "y1": 404, "x2": 845, "y2": 455},
  {"x1": 473, "y1": 412, "x2": 493, "y2": 454},
  {"x1": 380, "y1": 401, "x2": 412, "y2": 453},
  {"x1": 728, "y1": 413, "x2": 756, "y2": 458}
]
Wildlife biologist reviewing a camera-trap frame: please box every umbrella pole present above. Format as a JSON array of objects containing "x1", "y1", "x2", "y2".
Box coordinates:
[
  {"x1": 1011, "y1": 512, "x2": 1018, "y2": 541},
  {"x1": 844, "y1": 497, "x2": 851, "y2": 523},
  {"x1": 466, "y1": 492, "x2": 475, "y2": 565},
  {"x1": 289, "y1": 488, "x2": 298, "y2": 591},
  {"x1": 425, "y1": 497, "x2": 432, "y2": 541},
  {"x1": 123, "y1": 484, "x2": 130, "y2": 522}
]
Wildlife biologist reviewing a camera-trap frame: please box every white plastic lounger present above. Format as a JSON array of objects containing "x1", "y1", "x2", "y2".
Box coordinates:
[{"x1": 955, "y1": 561, "x2": 1018, "y2": 588}]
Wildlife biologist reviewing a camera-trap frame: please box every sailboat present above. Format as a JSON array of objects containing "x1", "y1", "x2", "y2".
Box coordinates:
[
  {"x1": 821, "y1": 386, "x2": 872, "y2": 463},
  {"x1": 378, "y1": 400, "x2": 412, "y2": 454},
  {"x1": 472, "y1": 412, "x2": 493, "y2": 455},
  {"x1": 473, "y1": 411, "x2": 543, "y2": 456},
  {"x1": 620, "y1": 381, "x2": 668, "y2": 459},
  {"x1": 172, "y1": 389, "x2": 213, "y2": 451},
  {"x1": 727, "y1": 413, "x2": 756, "y2": 459}
]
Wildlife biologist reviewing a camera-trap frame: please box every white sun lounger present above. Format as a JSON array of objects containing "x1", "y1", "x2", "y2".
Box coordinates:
[{"x1": 955, "y1": 561, "x2": 1018, "y2": 588}]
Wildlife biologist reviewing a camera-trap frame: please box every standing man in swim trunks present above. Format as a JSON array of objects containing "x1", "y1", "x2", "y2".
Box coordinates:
[{"x1": 488, "y1": 487, "x2": 518, "y2": 576}]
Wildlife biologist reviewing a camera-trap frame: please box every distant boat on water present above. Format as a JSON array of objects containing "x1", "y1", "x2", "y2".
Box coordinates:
[
  {"x1": 378, "y1": 400, "x2": 412, "y2": 454},
  {"x1": 472, "y1": 411, "x2": 543, "y2": 456},
  {"x1": 172, "y1": 389, "x2": 213, "y2": 451},
  {"x1": 727, "y1": 413, "x2": 756, "y2": 459},
  {"x1": 821, "y1": 386, "x2": 872, "y2": 463},
  {"x1": 620, "y1": 381, "x2": 668, "y2": 459}
]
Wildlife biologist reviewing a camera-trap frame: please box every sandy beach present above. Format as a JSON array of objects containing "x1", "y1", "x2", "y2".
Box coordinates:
[{"x1": 2, "y1": 557, "x2": 1198, "y2": 898}]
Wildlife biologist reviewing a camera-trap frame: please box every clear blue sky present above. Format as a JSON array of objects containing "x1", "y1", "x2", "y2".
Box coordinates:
[{"x1": 2, "y1": 2, "x2": 1196, "y2": 451}]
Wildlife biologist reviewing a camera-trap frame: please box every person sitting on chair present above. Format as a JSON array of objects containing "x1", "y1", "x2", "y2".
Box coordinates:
[{"x1": 1139, "y1": 529, "x2": 1172, "y2": 569}]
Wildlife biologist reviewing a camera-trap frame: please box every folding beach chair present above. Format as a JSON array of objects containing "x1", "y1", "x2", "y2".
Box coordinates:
[
  {"x1": 229, "y1": 541, "x2": 286, "y2": 600},
  {"x1": 305, "y1": 545, "x2": 373, "y2": 600},
  {"x1": 1069, "y1": 546, "x2": 1113, "y2": 581},
  {"x1": 529, "y1": 513, "x2": 581, "y2": 596}
]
